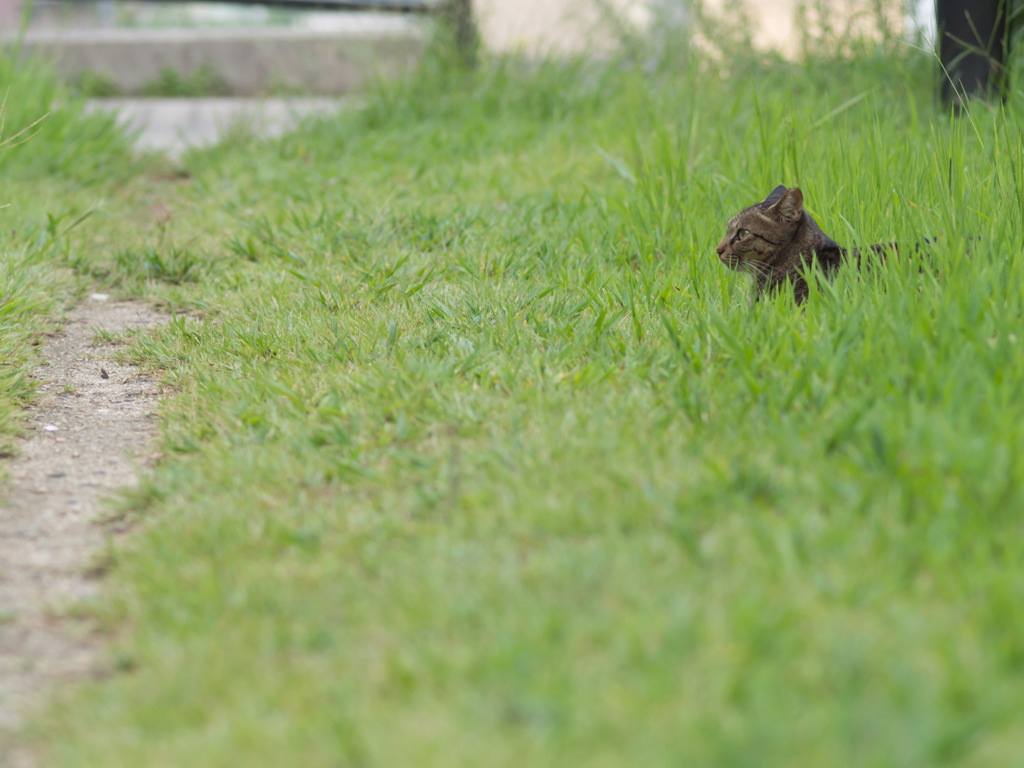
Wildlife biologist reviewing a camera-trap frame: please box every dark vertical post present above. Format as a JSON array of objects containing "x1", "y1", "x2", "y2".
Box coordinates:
[
  {"x1": 937, "y1": 0, "x2": 1008, "y2": 107},
  {"x1": 441, "y1": 0, "x2": 479, "y2": 70}
]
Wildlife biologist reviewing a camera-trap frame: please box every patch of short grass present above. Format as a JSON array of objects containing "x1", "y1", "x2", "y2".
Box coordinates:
[
  {"x1": 29, "y1": 26, "x2": 1024, "y2": 768},
  {"x1": 0, "y1": 52, "x2": 145, "y2": 459},
  {"x1": 0, "y1": 238, "x2": 67, "y2": 456}
]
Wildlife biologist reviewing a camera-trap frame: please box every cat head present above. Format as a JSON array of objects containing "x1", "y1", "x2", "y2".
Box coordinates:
[{"x1": 716, "y1": 185, "x2": 804, "y2": 270}]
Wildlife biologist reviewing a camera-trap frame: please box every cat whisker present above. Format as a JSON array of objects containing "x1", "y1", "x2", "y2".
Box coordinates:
[{"x1": 743, "y1": 261, "x2": 772, "y2": 280}]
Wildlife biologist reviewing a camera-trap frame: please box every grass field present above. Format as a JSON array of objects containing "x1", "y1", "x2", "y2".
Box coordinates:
[{"x1": 4, "y1": 12, "x2": 1024, "y2": 767}]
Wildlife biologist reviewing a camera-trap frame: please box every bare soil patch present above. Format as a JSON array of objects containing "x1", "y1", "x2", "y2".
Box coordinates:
[{"x1": 0, "y1": 297, "x2": 166, "y2": 764}]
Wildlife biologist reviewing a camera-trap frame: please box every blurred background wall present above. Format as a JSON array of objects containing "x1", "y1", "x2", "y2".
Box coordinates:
[
  {"x1": 0, "y1": 0, "x2": 939, "y2": 99},
  {"x1": 2, "y1": 0, "x2": 933, "y2": 50},
  {"x1": 475, "y1": 0, "x2": 932, "y2": 56}
]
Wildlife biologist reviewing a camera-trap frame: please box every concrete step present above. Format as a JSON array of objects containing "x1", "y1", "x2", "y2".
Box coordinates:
[
  {"x1": 5, "y1": 19, "x2": 425, "y2": 95},
  {"x1": 85, "y1": 97, "x2": 349, "y2": 156}
]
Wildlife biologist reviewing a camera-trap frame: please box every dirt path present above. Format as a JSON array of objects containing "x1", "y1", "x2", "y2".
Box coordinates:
[{"x1": 0, "y1": 297, "x2": 166, "y2": 764}]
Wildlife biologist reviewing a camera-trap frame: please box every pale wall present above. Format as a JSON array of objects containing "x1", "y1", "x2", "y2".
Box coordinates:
[
  {"x1": 474, "y1": 0, "x2": 651, "y2": 55},
  {"x1": 474, "y1": 0, "x2": 912, "y2": 57}
]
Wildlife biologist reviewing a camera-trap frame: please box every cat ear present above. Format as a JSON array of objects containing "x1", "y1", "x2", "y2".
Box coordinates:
[
  {"x1": 761, "y1": 185, "x2": 789, "y2": 206},
  {"x1": 770, "y1": 187, "x2": 804, "y2": 223}
]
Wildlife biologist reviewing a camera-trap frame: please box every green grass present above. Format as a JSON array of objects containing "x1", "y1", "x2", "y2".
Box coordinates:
[
  {"x1": 0, "y1": 52, "x2": 139, "y2": 459},
  {"x1": 140, "y1": 64, "x2": 232, "y2": 98},
  {"x1": 8, "y1": 23, "x2": 1024, "y2": 768}
]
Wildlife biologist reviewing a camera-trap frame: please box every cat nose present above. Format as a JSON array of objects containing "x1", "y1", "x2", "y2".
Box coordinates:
[{"x1": 715, "y1": 241, "x2": 726, "y2": 256}]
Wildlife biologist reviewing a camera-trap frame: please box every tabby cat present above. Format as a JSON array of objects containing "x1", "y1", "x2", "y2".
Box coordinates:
[{"x1": 716, "y1": 185, "x2": 917, "y2": 304}]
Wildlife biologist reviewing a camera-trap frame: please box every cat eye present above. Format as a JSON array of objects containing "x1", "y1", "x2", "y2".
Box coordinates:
[{"x1": 736, "y1": 229, "x2": 750, "y2": 239}]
